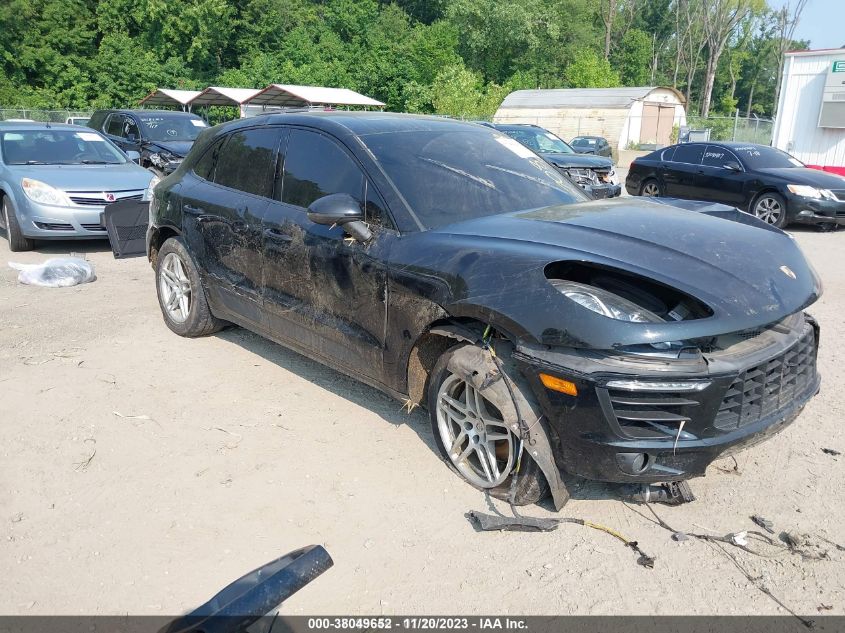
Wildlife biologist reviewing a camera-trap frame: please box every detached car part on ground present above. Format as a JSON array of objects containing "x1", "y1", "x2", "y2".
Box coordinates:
[
  {"x1": 0, "y1": 122, "x2": 155, "y2": 251},
  {"x1": 479, "y1": 123, "x2": 621, "y2": 199},
  {"x1": 87, "y1": 109, "x2": 208, "y2": 176},
  {"x1": 626, "y1": 141, "x2": 845, "y2": 229},
  {"x1": 147, "y1": 113, "x2": 821, "y2": 509}
]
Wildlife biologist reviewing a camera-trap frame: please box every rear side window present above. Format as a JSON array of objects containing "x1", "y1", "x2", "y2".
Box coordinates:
[
  {"x1": 192, "y1": 137, "x2": 226, "y2": 181},
  {"x1": 281, "y1": 129, "x2": 364, "y2": 208},
  {"x1": 660, "y1": 147, "x2": 676, "y2": 161},
  {"x1": 673, "y1": 144, "x2": 705, "y2": 165},
  {"x1": 702, "y1": 146, "x2": 734, "y2": 168},
  {"x1": 213, "y1": 128, "x2": 281, "y2": 198},
  {"x1": 105, "y1": 114, "x2": 124, "y2": 137}
]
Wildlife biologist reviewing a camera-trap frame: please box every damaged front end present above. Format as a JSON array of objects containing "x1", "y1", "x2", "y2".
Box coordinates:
[{"x1": 513, "y1": 309, "x2": 820, "y2": 484}]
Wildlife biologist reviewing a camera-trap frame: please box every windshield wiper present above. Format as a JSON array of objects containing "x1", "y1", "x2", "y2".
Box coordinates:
[{"x1": 79, "y1": 160, "x2": 115, "y2": 164}]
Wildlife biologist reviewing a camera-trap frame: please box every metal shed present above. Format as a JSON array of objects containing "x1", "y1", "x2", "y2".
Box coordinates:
[
  {"x1": 138, "y1": 89, "x2": 202, "y2": 110},
  {"x1": 247, "y1": 84, "x2": 385, "y2": 109},
  {"x1": 493, "y1": 86, "x2": 686, "y2": 153},
  {"x1": 190, "y1": 87, "x2": 262, "y2": 117},
  {"x1": 773, "y1": 49, "x2": 845, "y2": 176}
]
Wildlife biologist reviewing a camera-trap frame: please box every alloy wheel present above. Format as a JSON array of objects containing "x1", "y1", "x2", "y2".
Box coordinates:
[
  {"x1": 754, "y1": 196, "x2": 782, "y2": 224},
  {"x1": 159, "y1": 252, "x2": 192, "y2": 323},
  {"x1": 435, "y1": 373, "x2": 515, "y2": 488},
  {"x1": 642, "y1": 181, "x2": 660, "y2": 197}
]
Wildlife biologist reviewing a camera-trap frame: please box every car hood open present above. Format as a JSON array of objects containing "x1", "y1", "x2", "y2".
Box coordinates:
[{"x1": 422, "y1": 198, "x2": 820, "y2": 348}]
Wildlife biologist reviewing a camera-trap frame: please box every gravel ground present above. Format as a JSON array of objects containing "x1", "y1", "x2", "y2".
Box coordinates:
[{"x1": 1, "y1": 222, "x2": 843, "y2": 617}]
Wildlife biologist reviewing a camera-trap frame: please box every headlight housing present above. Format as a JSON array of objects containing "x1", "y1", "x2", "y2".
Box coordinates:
[
  {"x1": 551, "y1": 280, "x2": 663, "y2": 323},
  {"x1": 787, "y1": 184, "x2": 836, "y2": 200},
  {"x1": 21, "y1": 178, "x2": 71, "y2": 206},
  {"x1": 143, "y1": 174, "x2": 161, "y2": 202}
]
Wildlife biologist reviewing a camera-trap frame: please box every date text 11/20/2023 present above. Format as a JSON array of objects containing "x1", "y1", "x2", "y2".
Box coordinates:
[{"x1": 306, "y1": 617, "x2": 528, "y2": 630}]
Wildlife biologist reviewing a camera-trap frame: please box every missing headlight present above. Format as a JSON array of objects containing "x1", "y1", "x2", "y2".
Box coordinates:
[{"x1": 545, "y1": 262, "x2": 712, "y2": 322}]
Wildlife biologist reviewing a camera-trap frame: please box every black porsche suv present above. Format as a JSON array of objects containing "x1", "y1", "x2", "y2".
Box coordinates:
[{"x1": 147, "y1": 112, "x2": 820, "y2": 508}]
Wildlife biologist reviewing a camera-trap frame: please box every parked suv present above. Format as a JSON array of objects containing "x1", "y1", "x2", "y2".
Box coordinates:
[
  {"x1": 480, "y1": 123, "x2": 620, "y2": 198},
  {"x1": 88, "y1": 109, "x2": 208, "y2": 176},
  {"x1": 147, "y1": 112, "x2": 819, "y2": 508}
]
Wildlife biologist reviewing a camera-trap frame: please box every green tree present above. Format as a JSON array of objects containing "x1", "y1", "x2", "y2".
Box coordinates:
[
  {"x1": 563, "y1": 50, "x2": 620, "y2": 88},
  {"x1": 614, "y1": 28, "x2": 652, "y2": 86}
]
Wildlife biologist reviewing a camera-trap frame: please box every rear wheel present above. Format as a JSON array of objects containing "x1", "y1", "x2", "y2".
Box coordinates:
[
  {"x1": 2, "y1": 196, "x2": 35, "y2": 252},
  {"x1": 428, "y1": 343, "x2": 548, "y2": 505},
  {"x1": 155, "y1": 237, "x2": 225, "y2": 337},
  {"x1": 751, "y1": 192, "x2": 787, "y2": 228},
  {"x1": 640, "y1": 178, "x2": 662, "y2": 197}
]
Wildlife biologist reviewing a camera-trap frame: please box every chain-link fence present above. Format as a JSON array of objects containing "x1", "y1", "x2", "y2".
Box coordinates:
[
  {"x1": 685, "y1": 114, "x2": 774, "y2": 146},
  {"x1": 0, "y1": 108, "x2": 93, "y2": 123}
]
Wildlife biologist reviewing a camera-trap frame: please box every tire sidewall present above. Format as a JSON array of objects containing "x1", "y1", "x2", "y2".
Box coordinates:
[
  {"x1": 752, "y1": 192, "x2": 788, "y2": 228},
  {"x1": 3, "y1": 196, "x2": 34, "y2": 252},
  {"x1": 155, "y1": 237, "x2": 209, "y2": 336}
]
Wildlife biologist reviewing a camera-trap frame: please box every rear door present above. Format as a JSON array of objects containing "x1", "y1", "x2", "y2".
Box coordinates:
[
  {"x1": 104, "y1": 114, "x2": 129, "y2": 151},
  {"x1": 662, "y1": 143, "x2": 705, "y2": 198},
  {"x1": 694, "y1": 146, "x2": 746, "y2": 205},
  {"x1": 260, "y1": 127, "x2": 391, "y2": 380},
  {"x1": 180, "y1": 127, "x2": 282, "y2": 329}
]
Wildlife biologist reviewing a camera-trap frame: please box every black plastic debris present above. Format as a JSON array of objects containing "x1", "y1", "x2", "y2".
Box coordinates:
[
  {"x1": 751, "y1": 515, "x2": 775, "y2": 534},
  {"x1": 469, "y1": 511, "x2": 558, "y2": 532},
  {"x1": 821, "y1": 447, "x2": 841, "y2": 457}
]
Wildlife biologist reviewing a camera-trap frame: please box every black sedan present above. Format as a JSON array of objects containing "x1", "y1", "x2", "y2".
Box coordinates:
[
  {"x1": 147, "y1": 113, "x2": 820, "y2": 508},
  {"x1": 480, "y1": 123, "x2": 621, "y2": 198},
  {"x1": 626, "y1": 141, "x2": 845, "y2": 228}
]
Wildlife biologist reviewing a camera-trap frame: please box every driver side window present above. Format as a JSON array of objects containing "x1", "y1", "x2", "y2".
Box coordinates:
[
  {"x1": 123, "y1": 117, "x2": 140, "y2": 141},
  {"x1": 281, "y1": 129, "x2": 394, "y2": 229},
  {"x1": 105, "y1": 114, "x2": 124, "y2": 138}
]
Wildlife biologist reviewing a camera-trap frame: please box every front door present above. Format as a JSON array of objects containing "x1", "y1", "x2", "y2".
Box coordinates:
[
  {"x1": 694, "y1": 146, "x2": 746, "y2": 205},
  {"x1": 261, "y1": 127, "x2": 391, "y2": 381}
]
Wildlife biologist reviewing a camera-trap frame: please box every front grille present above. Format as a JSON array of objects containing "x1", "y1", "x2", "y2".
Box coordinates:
[
  {"x1": 600, "y1": 388, "x2": 701, "y2": 440},
  {"x1": 34, "y1": 222, "x2": 73, "y2": 231},
  {"x1": 714, "y1": 327, "x2": 816, "y2": 431},
  {"x1": 68, "y1": 192, "x2": 143, "y2": 206}
]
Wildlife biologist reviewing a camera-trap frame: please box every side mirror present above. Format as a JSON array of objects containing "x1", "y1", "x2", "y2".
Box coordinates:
[
  {"x1": 126, "y1": 150, "x2": 141, "y2": 163},
  {"x1": 725, "y1": 161, "x2": 742, "y2": 172},
  {"x1": 307, "y1": 193, "x2": 372, "y2": 242}
]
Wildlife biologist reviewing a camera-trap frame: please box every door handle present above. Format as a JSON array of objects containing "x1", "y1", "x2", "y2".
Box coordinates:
[{"x1": 264, "y1": 227, "x2": 293, "y2": 243}]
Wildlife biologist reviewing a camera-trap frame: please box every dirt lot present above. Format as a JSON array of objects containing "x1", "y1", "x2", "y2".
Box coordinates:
[{"x1": 1, "y1": 226, "x2": 843, "y2": 617}]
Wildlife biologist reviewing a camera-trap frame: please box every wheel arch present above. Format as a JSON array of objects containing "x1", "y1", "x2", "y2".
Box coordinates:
[{"x1": 147, "y1": 223, "x2": 181, "y2": 268}]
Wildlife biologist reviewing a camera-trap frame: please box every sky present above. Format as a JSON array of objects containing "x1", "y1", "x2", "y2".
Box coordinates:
[{"x1": 772, "y1": 0, "x2": 845, "y2": 50}]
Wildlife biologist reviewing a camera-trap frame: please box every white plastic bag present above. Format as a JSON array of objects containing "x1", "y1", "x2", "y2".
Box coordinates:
[{"x1": 8, "y1": 257, "x2": 96, "y2": 287}]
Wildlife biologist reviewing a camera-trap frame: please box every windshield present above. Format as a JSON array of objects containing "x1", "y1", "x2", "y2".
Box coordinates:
[
  {"x1": 733, "y1": 145, "x2": 804, "y2": 169},
  {"x1": 139, "y1": 115, "x2": 206, "y2": 142},
  {"x1": 0, "y1": 129, "x2": 127, "y2": 165},
  {"x1": 499, "y1": 127, "x2": 574, "y2": 155},
  {"x1": 361, "y1": 128, "x2": 588, "y2": 230},
  {"x1": 572, "y1": 137, "x2": 597, "y2": 147}
]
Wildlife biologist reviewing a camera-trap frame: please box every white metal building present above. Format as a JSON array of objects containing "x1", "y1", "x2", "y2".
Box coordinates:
[
  {"x1": 493, "y1": 87, "x2": 686, "y2": 152},
  {"x1": 773, "y1": 49, "x2": 845, "y2": 176}
]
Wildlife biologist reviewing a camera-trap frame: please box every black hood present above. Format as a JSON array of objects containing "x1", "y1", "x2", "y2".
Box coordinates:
[
  {"x1": 539, "y1": 152, "x2": 613, "y2": 169},
  {"x1": 397, "y1": 198, "x2": 820, "y2": 349},
  {"x1": 143, "y1": 140, "x2": 195, "y2": 158},
  {"x1": 757, "y1": 167, "x2": 845, "y2": 189}
]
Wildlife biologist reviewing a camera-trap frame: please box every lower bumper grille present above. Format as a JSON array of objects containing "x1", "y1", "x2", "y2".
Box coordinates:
[
  {"x1": 81, "y1": 223, "x2": 106, "y2": 231},
  {"x1": 34, "y1": 222, "x2": 73, "y2": 231},
  {"x1": 715, "y1": 327, "x2": 817, "y2": 431}
]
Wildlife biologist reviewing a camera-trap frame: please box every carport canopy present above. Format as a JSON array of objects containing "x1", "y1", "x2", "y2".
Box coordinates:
[
  {"x1": 190, "y1": 86, "x2": 262, "y2": 107},
  {"x1": 247, "y1": 84, "x2": 385, "y2": 108},
  {"x1": 139, "y1": 89, "x2": 202, "y2": 108}
]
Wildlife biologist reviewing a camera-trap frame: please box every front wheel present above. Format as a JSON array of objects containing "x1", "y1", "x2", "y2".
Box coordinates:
[
  {"x1": 427, "y1": 343, "x2": 548, "y2": 505},
  {"x1": 2, "y1": 196, "x2": 35, "y2": 252},
  {"x1": 751, "y1": 192, "x2": 788, "y2": 228},
  {"x1": 155, "y1": 237, "x2": 225, "y2": 337}
]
